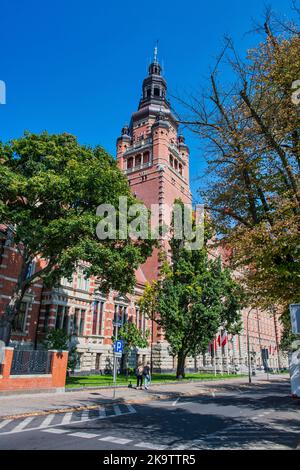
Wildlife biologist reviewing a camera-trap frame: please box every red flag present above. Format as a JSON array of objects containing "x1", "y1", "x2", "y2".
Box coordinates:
[
  {"x1": 218, "y1": 331, "x2": 227, "y2": 347},
  {"x1": 221, "y1": 331, "x2": 228, "y2": 347}
]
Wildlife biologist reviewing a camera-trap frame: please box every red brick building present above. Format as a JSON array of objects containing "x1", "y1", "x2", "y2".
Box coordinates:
[{"x1": 0, "y1": 54, "x2": 287, "y2": 374}]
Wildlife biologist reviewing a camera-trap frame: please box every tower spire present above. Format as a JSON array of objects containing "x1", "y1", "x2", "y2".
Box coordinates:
[{"x1": 153, "y1": 40, "x2": 158, "y2": 64}]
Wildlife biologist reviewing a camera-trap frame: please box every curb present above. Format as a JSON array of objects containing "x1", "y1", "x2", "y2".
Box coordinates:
[
  {"x1": 0, "y1": 376, "x2": 279, "y2": 421},
  {"x1": 0, "y1": 393, "x2": 175, "y2": 421}
]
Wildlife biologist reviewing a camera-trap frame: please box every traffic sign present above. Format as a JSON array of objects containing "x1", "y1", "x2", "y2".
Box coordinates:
[
  {"x1": 114, "y1": 340, "x2": 123, "y2": 353},
  {"x1": 290, "y1": 304, "x2": 300, "y2": 335},
  {"x1": 114, "y1": 352, "x2": 122, "y2": 358}
]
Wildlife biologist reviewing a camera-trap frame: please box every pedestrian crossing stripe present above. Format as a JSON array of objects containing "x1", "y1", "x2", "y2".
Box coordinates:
[{"x1": 0, "y1": 404, "x2": 136, "y2": 436}]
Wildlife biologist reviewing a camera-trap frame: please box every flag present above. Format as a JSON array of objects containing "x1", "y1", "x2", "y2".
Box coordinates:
[
  {"x1": 221, "y1": 331, "x2": 228, "y2": 347},
  {"x1": 218, "y1": 330, "x2": 227, "y2": 347}
]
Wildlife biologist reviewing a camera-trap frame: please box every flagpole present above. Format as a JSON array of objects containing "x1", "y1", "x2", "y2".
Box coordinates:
[
  {"x1": 220, "y1": 332, "x2": 223, "y2": 376},
  {"x1": 213, "y1": 337, "x2": 217, "y2": 376},
  {"x1": 226, "y1": 334, "x2": 230, "y2": 375}
]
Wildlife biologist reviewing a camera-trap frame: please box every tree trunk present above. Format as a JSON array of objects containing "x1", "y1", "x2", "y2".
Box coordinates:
[
  {"x1": 0, "y1": 290, "x2": 24, "y2": 345},
  {"x1": 0, "y1": 254, "x2": 31, "y2": 345},
  {"x1": 176, "y1": 351, "x2": 186, "y2": 379}
]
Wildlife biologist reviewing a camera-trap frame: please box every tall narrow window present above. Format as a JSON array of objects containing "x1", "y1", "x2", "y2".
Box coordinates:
[
  {"x1": 79, "y1": 310, "x2": 85, "y2": 336},
  {"x1": 92, "y1": 301, "x2": 104, "y2": 335},
  {"x1": 143, "y1": 151, "x2": 149, "y2": 164},
  {"x1": 44, "y1": 305, "x2": 50, "y2": 332},
  {"x1": 12, "y1": 302, "x2": 28, "y2": 333},
  {"x1": 113, "y1": 304, "x2": 127, "y2": 336},
  {"x1": 127, "y1": 157, "x2": 133, "y2": 170},
  {"x1": 75, "y1": 308, "x2": 85, "y2": 336},
  {"x1": 55, "y1": 305, "x2": 69, "y2": 332},
  {"x1": 55, "y1": 305, "x2": 64, "y2": 329},
  {"x1": 135, "y1": 154, "x2": 141, "y2": 167},
  {"x1": 62, "y1": 307, "x2": 69, "y2": 333}
]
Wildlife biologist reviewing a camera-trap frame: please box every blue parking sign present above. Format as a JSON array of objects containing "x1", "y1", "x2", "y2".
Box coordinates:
[{"x1": 114, "y1": 340, "x2": 123, "y2": 353}]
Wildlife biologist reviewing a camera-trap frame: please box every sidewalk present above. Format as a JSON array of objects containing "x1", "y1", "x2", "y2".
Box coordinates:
[{"x1": 0, "y1": 374, "x2": 290, "y2": 419}]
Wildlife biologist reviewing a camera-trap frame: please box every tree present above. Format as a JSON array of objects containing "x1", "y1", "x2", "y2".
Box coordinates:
[
  {"x1": 113, "y1": 322, "x2": 150, "y2": 378},
  {"x1": 139, "y1": 208, "x2": 243, "y2": 379},
  {"x1": 176, "y1": 9, "x2": 300, "y2": 314},
  {"x1": 42, "y1": 329, "x2": 79, "y2": 373},
  {"x1": 42, "y1": 329, "x2": 69, "y2": 351},
  {"x1": 0, "y1": 132, "x2": 154, "y2": 345}
]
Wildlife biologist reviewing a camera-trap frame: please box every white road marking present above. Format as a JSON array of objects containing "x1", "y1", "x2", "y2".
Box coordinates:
[
  {"x1": 69, "y1": 432, "x2": 99, "y2": 439},
  {"x1": 172, "y1": 398, "x2": 180, "y2": 406},
  {"x1": 42, "y1": 428, "x2": 70, "y2": 434},
  {"x1": 0, "y1": 405, "x2": 136, "y2": 436},
  {"x1": 211, "y1": 392, "x2": 215, "y2": 397},
  {"x1": 61, "y1": 412, "x2": 73, "y2": 425},
  {"x1": 126, "y1": 404, "x2": 136, "y2": 413},
  {"x1": 135, "y1": 442, "x2": 167, "y2": 450},
  {"x1": 0, "y1": 419, "x2": 12, "y2": 430},
  {"x1": 99, "y1": 436, "x2": 132, "y2": 445},
  {"x1": 13, "y1": 417, "x2": 34, "y2": 432},
  {"x1": 38, "y1": 414, "x2": 55, "y2": 428}
]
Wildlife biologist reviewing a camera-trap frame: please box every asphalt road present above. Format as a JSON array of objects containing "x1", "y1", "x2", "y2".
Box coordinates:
[{"x1": 0, "y1": 378, "x2": 299, "y2": 450}]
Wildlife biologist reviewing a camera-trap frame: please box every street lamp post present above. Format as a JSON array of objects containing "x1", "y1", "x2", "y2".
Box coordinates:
[
  {"x1": 247, "y1": 308, "x2": 254, "y2": 384},
  {"x1": 150, "y1": 317, "x2": 154, "y2": 375},
  {"x1": 112, "y1": 321, "x2": 121, "y2": 400}
]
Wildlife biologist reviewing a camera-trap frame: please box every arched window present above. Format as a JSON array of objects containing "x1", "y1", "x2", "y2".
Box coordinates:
[
  {"x1": 174, "y1": 159, "x2": 178, "y2": 170},
  {"x1": 179, "y1": 163, "x2": 183, "y2": 175},
  {"x1": 135, "y1": 154, "x2": 141, "y2": 167},
  {"x1": 169, "y1": 155, "x2": 173, "y2": 167},
  {"x1": 127, "y1": 157, "x2": 133, "y2": 169}
]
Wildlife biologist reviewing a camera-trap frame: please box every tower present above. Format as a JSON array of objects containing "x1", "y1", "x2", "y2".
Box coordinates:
[
  {"x1": 116, "y1": 51, "x2": 192, "y2": 283},
  {"x1": 116, "y1": 52, "x2": 192, "y2": 359}
]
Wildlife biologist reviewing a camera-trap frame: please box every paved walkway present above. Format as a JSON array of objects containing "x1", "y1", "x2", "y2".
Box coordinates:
[{"x1": 0, "y1": 374, "x2": 290, "y2": 419}]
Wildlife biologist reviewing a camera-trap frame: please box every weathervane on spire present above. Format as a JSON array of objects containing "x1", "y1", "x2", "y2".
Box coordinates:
[{"x1": 154, "y1": 40, "x2": 159, "y2": 64}]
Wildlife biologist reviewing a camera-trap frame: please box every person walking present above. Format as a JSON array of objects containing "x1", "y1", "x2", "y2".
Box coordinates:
[
  {"x1": 135, "y1": 362, "x2": 144, "y2": 389},
  {"x1": 143, "y1": 362, "x2": 151, "y2": 390}
]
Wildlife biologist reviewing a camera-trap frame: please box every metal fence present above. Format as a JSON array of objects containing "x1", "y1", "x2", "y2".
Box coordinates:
[{"x1": 11, "y1": 350, "x2": 53, "y2": 375}]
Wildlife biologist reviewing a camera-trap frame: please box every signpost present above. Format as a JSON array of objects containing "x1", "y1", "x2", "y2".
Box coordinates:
[
  {"x1": 290, "y1": 304, "x2": 300, "y2": 335},
  {"x1": 289, "y1": 304, "x2": 300, "y2": 398},
  {"x1": 112, "y1": 322, "x2": 123, "y2": 399}
]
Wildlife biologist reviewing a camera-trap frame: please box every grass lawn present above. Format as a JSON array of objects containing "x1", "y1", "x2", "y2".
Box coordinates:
[{"x1": 66, "y1": 372, "x2": 244, "y2": 389}]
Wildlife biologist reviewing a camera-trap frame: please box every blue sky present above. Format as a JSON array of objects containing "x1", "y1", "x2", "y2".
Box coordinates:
[{"x1": 0, "y1": 0, "x2": 296, "y2": 200}]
